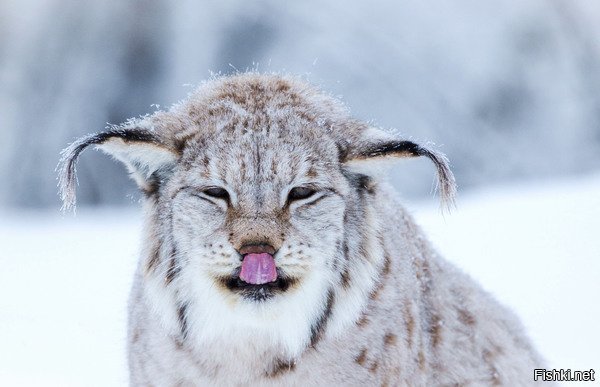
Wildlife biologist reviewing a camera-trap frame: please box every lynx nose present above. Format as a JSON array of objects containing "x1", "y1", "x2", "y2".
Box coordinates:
[{"x1": 238, "y1": 243, "x2": 276, "y2": 257}]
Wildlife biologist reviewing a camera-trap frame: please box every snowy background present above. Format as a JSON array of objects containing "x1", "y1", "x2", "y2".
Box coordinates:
[{"x1": 1, "y1": 0, "x2": 599, "y2": 385}]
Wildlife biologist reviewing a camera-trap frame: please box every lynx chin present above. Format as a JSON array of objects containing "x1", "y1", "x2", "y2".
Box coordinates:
[{"x1": 59, "y1": 73, "x2": 546, "y2": 386}]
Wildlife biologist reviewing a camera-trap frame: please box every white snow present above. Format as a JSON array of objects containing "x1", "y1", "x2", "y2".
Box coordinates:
[{"x1": 1, "y1": 173, "x2": 599, "y2": 386}]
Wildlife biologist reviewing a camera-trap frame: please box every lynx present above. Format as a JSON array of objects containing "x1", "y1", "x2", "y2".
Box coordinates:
[{"x1": 59, "y1": 73, "x2": 545, "y2": 386}]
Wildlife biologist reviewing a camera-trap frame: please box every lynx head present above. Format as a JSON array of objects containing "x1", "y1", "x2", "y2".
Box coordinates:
[{"x1": 59, "y1": 73, "x2": 454, "y2": 358}]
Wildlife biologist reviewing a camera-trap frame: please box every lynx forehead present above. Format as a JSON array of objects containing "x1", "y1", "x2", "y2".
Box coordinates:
[{"x1": 59, "y1": 73, "x2": 544, "y2": 386}]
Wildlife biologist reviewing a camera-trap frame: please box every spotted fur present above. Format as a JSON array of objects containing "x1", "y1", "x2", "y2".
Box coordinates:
[{"x1": 59, "y1": 73, "x2": 546, "y2": 386}]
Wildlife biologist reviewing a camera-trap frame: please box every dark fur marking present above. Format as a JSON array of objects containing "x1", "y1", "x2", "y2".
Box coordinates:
[
  {"x1": 100, "y1": 127, "x2": 161, "y2": 144},
  {"x1": 369, "y1": 255, "x2": 391, "y2": 301},
  {"x1": 178, "y1": 303, "x2": 189, "y2": 340},
  {"x1": 146, "y1": 243, "x2": 161, "y2": 273},
  {"x1": 142, "y1": 163, "x2": 175, "y2": 198},
  {"x1": 356, "y1": 313, "x2": 369, "y2": 328},
  {"x1": 255, "y1": 139, "x2": 262, "y2": 176},
  {"x1": 369, "y1": 361, "x2": 379, "y2": 373},
  {"x1": 342, "y1": 240, "x2": 350, "y2": 260},
  {"x1": 174, "y1": 138, "x2": 186, "y2": 154},
  {"x1": 275, "y1": 80, "x2": 291, "y2": 92},
  {"x1": 340, "y1": 266, "x2": 351, "y2": 289},
  {"x1": 381, "y1": 253, "x2": 391, "y2": 276},
  {"x1": 458, "y1": 308, "x2": 476, "y2": 327},
  {"x1": 418, "y1": 350, "x2": 426, "y2": 370},
  {"x1": 331, "y1": 241, "x2": 342, "y2": 271},
  {"x1": 383, "y1": 333, "x2": 397, "y2": 347},
  {"x1": 266, "y1": 359, "x2": 296, "y2": 378},
  {"x1": 358, "y1": 174, "x2": 375, "y2": 195},
  {"x1": 404, "y1": 303, "x2": 415, "y2": 348},
  {"x1": 369, "y1": 282, "x2": 384, "y2": 301},
  {"x1": 342, "y1": 170, "x2": 375, "y2": 196},
  {"x1": 337, "y1": 143, "x2": 350, "y2": 163},
  {"x1": 428, "y1": 314, "x2": 442, "y2": 348},
  {"x1": 165, "y1": 247, "x2": 180, "y2": 286},
  {"x1": 309, "y1": 289, "x2": 335, "y2": 348},
  {"x1": 355, "y1": 348, "x2": 368, "y2": 366},
  {"x1": 357, "y1": 140, "x2": 420, "y2": 159},
  {"x1": 142, "y1": 171, "x2": 161, "y2": 197}
]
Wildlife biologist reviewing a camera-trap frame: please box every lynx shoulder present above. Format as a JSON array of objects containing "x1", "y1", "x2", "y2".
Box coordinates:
[{"x1": 59, "y1": 73, "x2": 545, "y2": 386}]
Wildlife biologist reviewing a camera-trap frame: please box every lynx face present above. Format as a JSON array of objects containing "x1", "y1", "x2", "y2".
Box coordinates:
[{"x1": 167, "y1": 129, "x2": 348, "y2": 304}]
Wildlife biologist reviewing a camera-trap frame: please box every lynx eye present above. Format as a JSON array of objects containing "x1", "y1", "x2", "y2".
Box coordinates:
[
  {"x1": 203, "y1": 187, "x2": 230, "y2": 201},
  {"x1": 287, "y1": 186, "x2": 316, "y2": 202}
]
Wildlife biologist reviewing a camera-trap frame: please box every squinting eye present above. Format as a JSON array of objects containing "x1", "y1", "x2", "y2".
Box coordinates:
[
  {"x1": 203, "y1": 187, "x2": 230, "y2": 201},
  {"x1": 287, "y1": 186, "x2": 316, "y2": 202}
]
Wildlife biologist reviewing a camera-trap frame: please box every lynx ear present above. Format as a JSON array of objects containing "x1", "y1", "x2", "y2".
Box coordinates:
[
  {"x1": 343, "y1": 128, "x2": 456, "y2": 210},
  {"x1": 58, "y1": 127, "x2": 177, "y2": 211}
]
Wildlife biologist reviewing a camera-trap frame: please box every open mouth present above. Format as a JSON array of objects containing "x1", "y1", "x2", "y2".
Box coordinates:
[
  {"x1": 219, "y1": 251, "x2": 297, "y2": 301},
  {"x1": 223, "y1": 269, "x2": 295, "y2": 301}
]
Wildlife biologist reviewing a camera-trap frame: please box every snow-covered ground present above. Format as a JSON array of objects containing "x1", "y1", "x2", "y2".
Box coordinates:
[{"x1": 1, "y1": 173, "x2": 598, "y2": 386}]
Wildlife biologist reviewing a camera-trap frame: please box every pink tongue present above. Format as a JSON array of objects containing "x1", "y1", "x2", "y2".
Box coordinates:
[{"x1": 240, "y1": 253, "x2": 278, "y2": 285}]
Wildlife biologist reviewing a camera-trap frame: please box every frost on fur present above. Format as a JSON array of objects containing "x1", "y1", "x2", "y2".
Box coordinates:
[{"x1": 59, "y1": 73, "x2": 545, "y2": 386}]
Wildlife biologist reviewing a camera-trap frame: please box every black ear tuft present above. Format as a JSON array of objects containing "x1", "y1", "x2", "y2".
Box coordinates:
[
  {"x1": 57, "y1": 127, "x2": 176, "y2": 211},
  {"x1": 345, "y1": 136, "x2": 457, "y2": 210}
]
